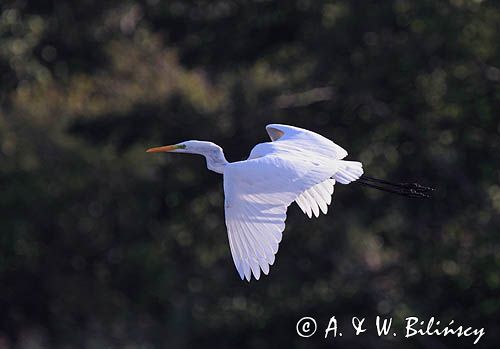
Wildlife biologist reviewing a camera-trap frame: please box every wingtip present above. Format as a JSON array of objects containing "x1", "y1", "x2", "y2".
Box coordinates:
[
  {"x1": 267, "y1": 254, "x2": 275, "y2": 266},
  {"x1": 236, "y1": 261, "x2": 245, "y2": 280}
]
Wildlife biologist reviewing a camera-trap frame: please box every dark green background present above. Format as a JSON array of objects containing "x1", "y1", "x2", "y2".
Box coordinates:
[{"x1": 0, "y1": 0, "x2": 499, "y2": 348}]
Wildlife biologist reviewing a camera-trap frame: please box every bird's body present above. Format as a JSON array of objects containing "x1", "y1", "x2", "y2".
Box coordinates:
[
  {"x1": 222, "y1": 125, "x2": 363, "y2": 280},
  {"x1": 147, "y1": 124, "x2": 363, "y2": 281},
  {"x1": 147, "y1": 124, "x2": 431, "y2": 281}
]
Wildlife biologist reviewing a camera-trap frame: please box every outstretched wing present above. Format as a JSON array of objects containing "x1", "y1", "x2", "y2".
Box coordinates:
[
  {"x1": 265, "y1": 124, "x2": 357, "y2": 218},
  {"x1": 223, "y1": 152, "x2": 338, "y2": 281},
  {"x1": 266, "y1": 124, "x2": 348, "y2": 159}
]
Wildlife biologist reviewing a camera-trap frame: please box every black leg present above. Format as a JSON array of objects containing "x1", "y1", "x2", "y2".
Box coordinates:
[
  {"x1": 360, "y1": 175, "x2": 434, "y2": 192},
  {"x1": 357, "y1": 176, "x2": 434, "y2": 198}
]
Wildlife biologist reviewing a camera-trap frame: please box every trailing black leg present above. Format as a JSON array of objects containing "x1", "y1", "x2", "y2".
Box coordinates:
[{"x1": 357, "y1": 175, "x2": 434, "y2": 198}]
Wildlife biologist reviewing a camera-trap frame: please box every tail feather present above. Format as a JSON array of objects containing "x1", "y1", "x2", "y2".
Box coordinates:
[{"x1": 334, "y1": 160, "x2": 363, "y2": 184}]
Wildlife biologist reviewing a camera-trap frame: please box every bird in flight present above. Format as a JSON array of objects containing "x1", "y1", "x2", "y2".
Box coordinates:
[{"x1": 147, "y1": 124, "x2": 432, "y2": 281}]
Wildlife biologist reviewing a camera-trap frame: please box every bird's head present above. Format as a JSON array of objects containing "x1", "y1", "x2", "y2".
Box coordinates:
[
  {"x1": 146, "y1": 140, "x2": 220, "y2": 156},
  {"x1": 146, "y1": 140, "x2": 227, "y2": 174}
]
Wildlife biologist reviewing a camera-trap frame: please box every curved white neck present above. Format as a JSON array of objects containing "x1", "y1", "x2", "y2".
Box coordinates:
[{"x1": 201, "y1": 145, "x2": 229, "y2": 174}]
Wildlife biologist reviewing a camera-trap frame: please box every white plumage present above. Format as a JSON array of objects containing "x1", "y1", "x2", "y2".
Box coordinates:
[{"x1": 147, "y1": 124, "x2": 363, "y2": 281}]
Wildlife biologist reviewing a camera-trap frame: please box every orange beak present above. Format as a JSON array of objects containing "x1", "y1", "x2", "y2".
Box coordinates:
[{"x1": 146, "y1": 145, "x2": 181, "y2": 153}]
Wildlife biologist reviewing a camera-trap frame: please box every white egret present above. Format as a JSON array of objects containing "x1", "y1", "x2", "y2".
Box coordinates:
[{"x1": 147, "y1": 124, "x2": 432, "y2": 281}]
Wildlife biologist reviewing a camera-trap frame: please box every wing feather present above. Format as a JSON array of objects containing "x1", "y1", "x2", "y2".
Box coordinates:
[
  {"x1": 302, "y1": 190, "x2": 320, "y2": 218},
  {"x1": 311, "y1": 186, "x2": 328, "y2": 214},
  {"x1": 317, "y1": 182, "x2": 332, "y2": 205},
  {"x1": 266, "y1": 124, "x2": 348, "y2": 159},
  {"x1": 223, "y1": 153, "x2": 337, "y2": 281},
  {"x1": 293, "y1": 178, "x2": 339, "y2": 218},
  {"x1": 295, "y1": 194, "x2": 309, "y2": 215}
]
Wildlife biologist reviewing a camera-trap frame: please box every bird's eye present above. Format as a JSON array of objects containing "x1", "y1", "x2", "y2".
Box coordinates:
[{"x1": 177, "y1": 144, "x2": 187, "y2": 149}]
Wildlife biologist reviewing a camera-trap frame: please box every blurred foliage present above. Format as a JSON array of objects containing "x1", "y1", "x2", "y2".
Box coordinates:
[{"x1": 0, "y1": 0, "x2": 499, "y2": 348}]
